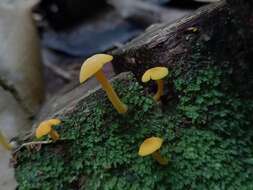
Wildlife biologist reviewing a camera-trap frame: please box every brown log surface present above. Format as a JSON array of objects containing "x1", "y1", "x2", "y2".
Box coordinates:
[{"x1": 111, "y1": 0, "x2": 253, "y2": 85}]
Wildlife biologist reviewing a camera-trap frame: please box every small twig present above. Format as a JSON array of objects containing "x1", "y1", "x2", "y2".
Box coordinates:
[
  {"x1": 21, "y1": 140, "x2": 53, "y2": 147},
  {"x1": 12, "y1": 138, "x2": 72, "y2": 154},
  {"x1": 13, "y1": 140, "x2": 52, "y2": 154}
]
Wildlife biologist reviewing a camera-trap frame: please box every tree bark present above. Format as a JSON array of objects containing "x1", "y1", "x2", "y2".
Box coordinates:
[{"x1": 111, "y1": 0, "x2": 253, "y2": 96}]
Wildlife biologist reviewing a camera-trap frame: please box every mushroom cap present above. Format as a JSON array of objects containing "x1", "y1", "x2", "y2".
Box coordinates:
[
  {"x1": 48, "y1": 118, "x2": 61, "y2": 125},
  {"x1": 35, "y1": 119, "x2": 61, "y2": 138},
  {"x1": 142, "y1": 67, "x2": 169, "y2": 83},
  {"x1": 79, "y1": 54, "x2": 113, "y2": 83},
  {"x1": 36, "y1": 122, "x2": 52, "y2": 138},
  {"x1": 138, "y1": 137, "x2": 163, "y2": 156}
]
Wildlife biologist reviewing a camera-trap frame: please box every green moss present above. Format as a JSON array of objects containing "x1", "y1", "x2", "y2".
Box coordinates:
[{"x1": 15, "y1": 63, "x2": 253, "y2": 189}]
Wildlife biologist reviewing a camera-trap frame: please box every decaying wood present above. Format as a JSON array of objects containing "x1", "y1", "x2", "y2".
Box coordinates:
[
  {"x1": 111, "y1": 0, "x2": 226, "y2": 76},
  {"x1": 111, "y1": 0, "x2": 253, "y2": 83}
]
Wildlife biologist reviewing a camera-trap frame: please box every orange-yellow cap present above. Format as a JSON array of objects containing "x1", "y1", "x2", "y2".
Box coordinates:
[
  {"x1": 79, "y1": 54, "x2": 113, "y2": 83},
  {"x1": 35, "y1": 119, "x2": 61, "y2": 138},
  {"x1": 142, "y1": 67, "x2": 169, "y2": 83},
  {"x1": 138, "y1": 137, "x2": 163, "y2": 156}
]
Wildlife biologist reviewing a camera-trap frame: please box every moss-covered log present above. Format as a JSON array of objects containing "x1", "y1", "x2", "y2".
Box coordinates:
[
  {"x1": 15, "y1": 62, "x2": 253, "y2": 190},
  {"x1": 14, "y1": 0, "x2": 253, "y2": 189}
]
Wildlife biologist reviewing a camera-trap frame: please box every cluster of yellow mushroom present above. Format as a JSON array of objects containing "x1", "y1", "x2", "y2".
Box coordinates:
[
  {"x1": 35, "y1": 54, "x2": 169, "y2": 165},
  {"x1": 78, "y1": 54, "x2": 169, "y2": 112}
]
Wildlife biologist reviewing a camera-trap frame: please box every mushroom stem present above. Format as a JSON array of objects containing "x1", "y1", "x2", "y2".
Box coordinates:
[
  {"x1": 154, "y1": 80, "x2": 164, "y2": 101},
  {"x1": 0, "y1": 131, "x2": 12, "y2": 151},
  {"x1": 95, "y1": 70, "x2": 128, "y2": 114},
  {"x1": 152, "y1": 151, "x2": 168, "y2": 165},
  {"x1": 49, "y1": 130, "x2": 60, "y2": 141}
]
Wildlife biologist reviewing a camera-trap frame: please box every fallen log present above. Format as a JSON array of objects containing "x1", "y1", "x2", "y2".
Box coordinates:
[{"x1": 14, "y1": 1, "x2": 253, "y2": 189}]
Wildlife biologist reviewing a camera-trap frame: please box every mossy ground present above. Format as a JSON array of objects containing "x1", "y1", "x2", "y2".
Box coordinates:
[{"x1": 15, "y1": 54, "x2": 253, "y2": 190}]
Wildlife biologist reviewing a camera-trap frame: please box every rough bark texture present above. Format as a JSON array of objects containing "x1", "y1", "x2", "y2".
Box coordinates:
[
  {"x1": 112, "y1": 0, "x2": 253, "y2": 96},
  {"x1": 112, "y1": 1, "x2": 226, "y2": 74}
]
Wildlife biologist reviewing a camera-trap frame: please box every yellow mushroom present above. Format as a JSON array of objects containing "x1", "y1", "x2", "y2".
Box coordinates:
[
  {"x1": 142, "y1": 67, "x2": 169, "y2": 101},
  {"x1": 79, "y1": 54, "x2": 127, "y2": 114},
  {"x1": 138, "y1": 137, "x2": 168, "y2": 165},
  {"x1": 0, "y1": 130, "x2": 12, "y2": 151},
  {"x1": 36, "y1": 119, "x2": 61, "y2": 141}
]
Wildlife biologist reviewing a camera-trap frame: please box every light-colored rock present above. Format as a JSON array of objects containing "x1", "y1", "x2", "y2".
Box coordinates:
[
  {"x1": 0, "y1": 0, "x2": 44, "y2": 115},
  {"x1": 0, "y1": 1, "x2": 43, "y2": 189},
  {"x1": 0, "y1": 148, "x2": 17, "y2": 190},
  {"x1": 0, "y1": 86, "x2": 32, "y2": 190},
  {"x1": 0, "y1": 87, "x2": 31, "y2": 138}
]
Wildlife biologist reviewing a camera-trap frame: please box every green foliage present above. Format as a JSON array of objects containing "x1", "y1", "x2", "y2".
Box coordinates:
[
  {"x1": 167, "y1": 129, "x2": 253, "y2": 190},
  {"x1": 174, "y1": 67, "x2": 253, "y2": 137},
  {"x1": 15, "y1": 65, "x2": 253, "y2": 190}
]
